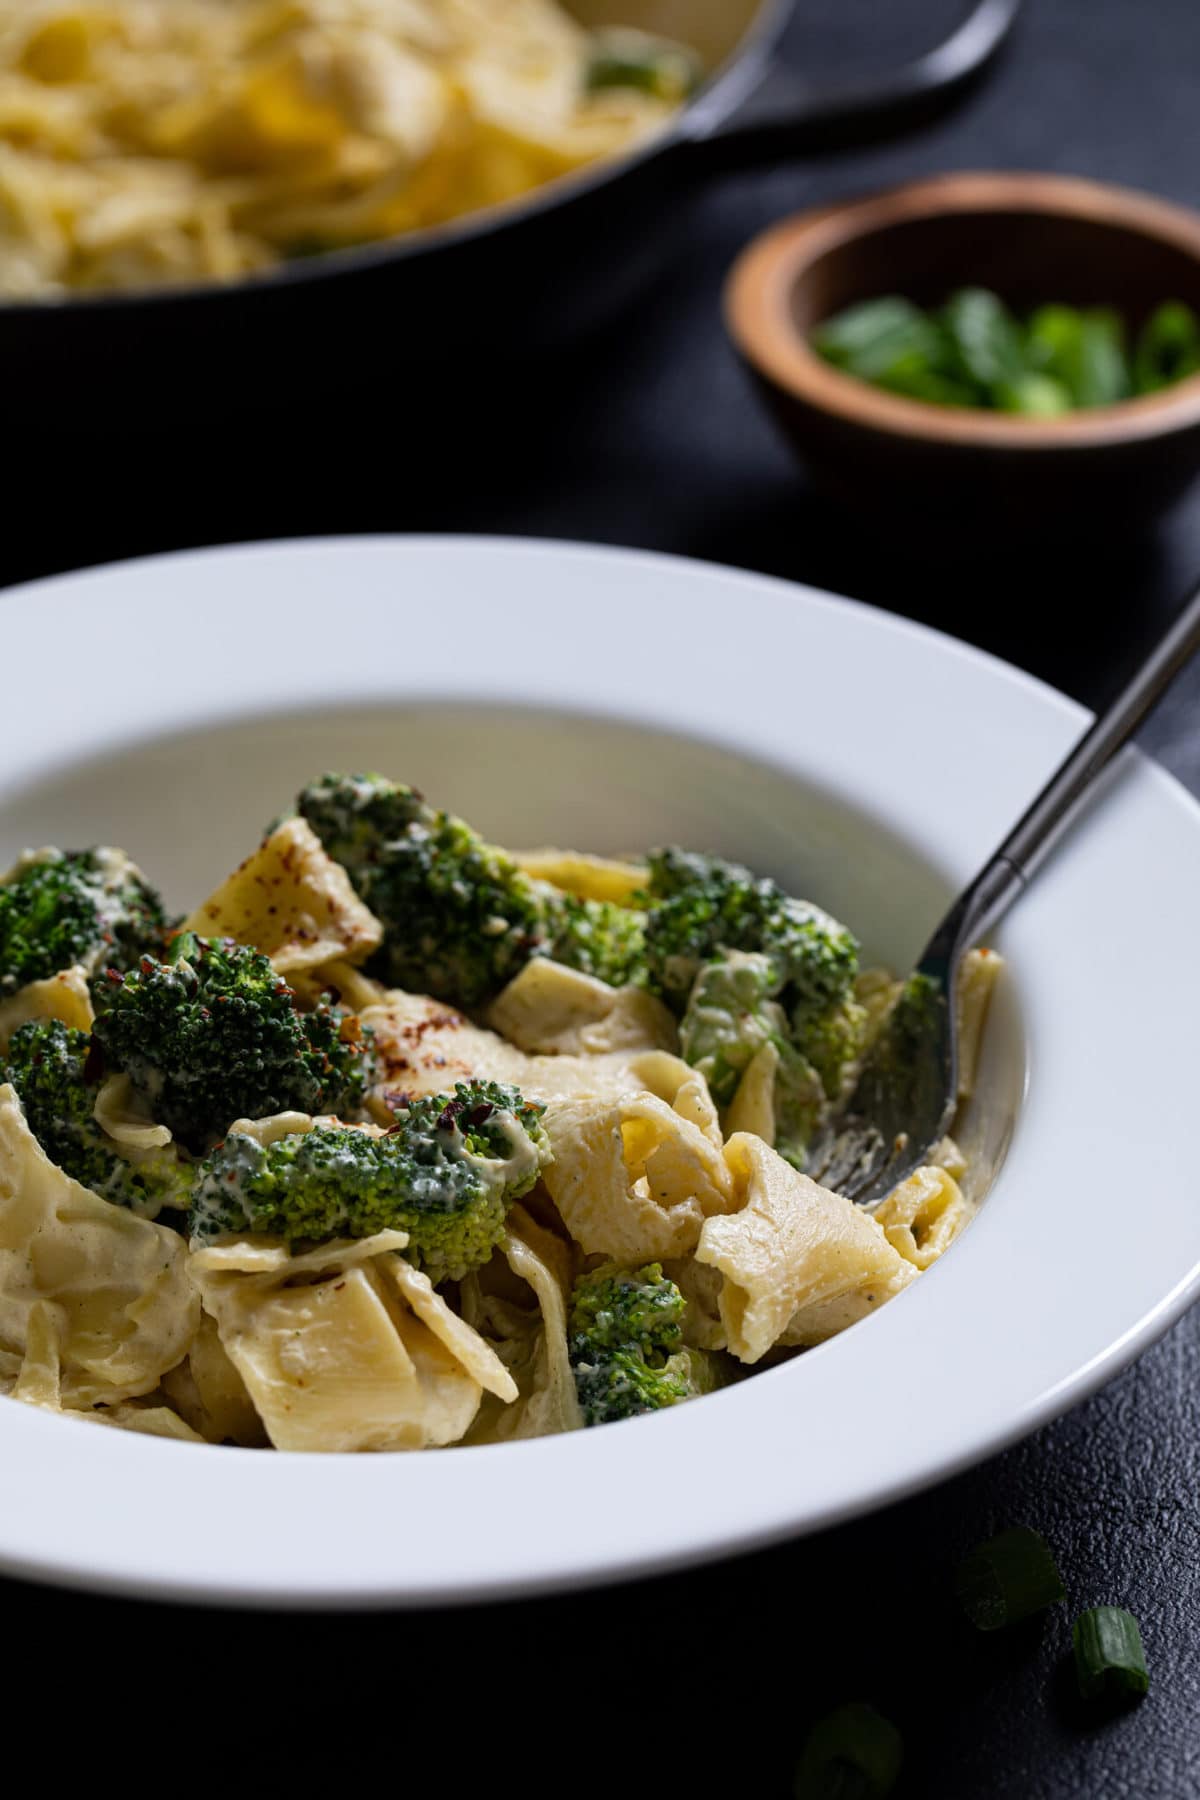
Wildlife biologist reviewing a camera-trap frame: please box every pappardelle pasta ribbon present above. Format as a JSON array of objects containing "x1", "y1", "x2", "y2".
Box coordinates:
[{"x1": 0, "y1": 767, "x2": 1001, "y2": 1449}]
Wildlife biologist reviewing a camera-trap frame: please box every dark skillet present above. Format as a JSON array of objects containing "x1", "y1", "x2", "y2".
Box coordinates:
[{"x1": 2, "y1": 0, "x2": 1020, "y2": 421}]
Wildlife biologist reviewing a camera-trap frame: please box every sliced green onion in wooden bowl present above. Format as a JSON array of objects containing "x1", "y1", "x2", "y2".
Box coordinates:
[
  {"x1": 585, "y1": 30, "x2": 700, "y2": 103},
  {"x1": 810, "y1": 289, "x2": 1200, "y2": 416},
  {"x1": 725, "y1": 173, "x2": 1200, "y2": 533}
]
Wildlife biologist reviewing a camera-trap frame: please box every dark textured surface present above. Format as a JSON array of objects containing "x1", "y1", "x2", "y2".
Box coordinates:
[{"x1": 3, "y1": 1, "x2": 1200, "y2": 1793}]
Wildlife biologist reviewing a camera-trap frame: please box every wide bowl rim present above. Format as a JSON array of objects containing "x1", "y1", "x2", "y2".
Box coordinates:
[
  {"x1": 2, "y1": 533, "x2": 1200, "y2": 1610},
  {"x1": 725, "y1": 169, "x2": 1200, "y2": 450}
]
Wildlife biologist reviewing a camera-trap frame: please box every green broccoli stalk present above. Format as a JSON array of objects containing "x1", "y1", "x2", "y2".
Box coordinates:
[
  {"x1": 642, "y1": 848, "x2": 859, "y2": 1016},
  {"x1": 296, "y1": 772, "x2": 648, "y2": 1006},
  {"x1": 191, "y1": 1079, "x2": 551, "y2": 1283},
  {"x1": 568, "y1": 1262, "x2": 720, "y2": 1426},
  {"x1": 679, "y1": 951, "x2": 827, "y2": 1167},
  {"x1": 0, "y1": 847, "x2": 172, "y2": 997},
  {"x1": 92, "y1": 932, "x2": 377, "y2": 1153},
  {"x1": 3, "y1": 1018, "x2": 191, "y2": 1217}
]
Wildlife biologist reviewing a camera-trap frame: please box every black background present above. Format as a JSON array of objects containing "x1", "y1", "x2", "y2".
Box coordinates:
[{"x1": 3, "y1": 3, "x2": 1199, "y2": 1794}]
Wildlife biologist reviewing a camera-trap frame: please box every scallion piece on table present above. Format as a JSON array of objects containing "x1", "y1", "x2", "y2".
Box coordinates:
[
  {"x1": 955, "y1": 1525, "x2": 1065, "y2": 1630},
  {"x1": 794, "y1": 1702, "x2": 902, "y2": 1800},
  {"x1": 1072, "y1": 1606, "x2": 1150, "y2": 1706}
]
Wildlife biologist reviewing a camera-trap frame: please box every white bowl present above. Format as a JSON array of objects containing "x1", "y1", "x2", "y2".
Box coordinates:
[{"x1": 2, "y1": 535, "x2": 1198, "y2": 1608}]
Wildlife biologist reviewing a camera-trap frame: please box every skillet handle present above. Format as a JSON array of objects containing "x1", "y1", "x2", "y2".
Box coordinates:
[{"x1": 681, "y1": 0, "x2": 1021, "y2": 172}]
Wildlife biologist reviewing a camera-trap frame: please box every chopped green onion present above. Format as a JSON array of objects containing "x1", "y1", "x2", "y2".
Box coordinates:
[
  {"x1": 585, "y1": 32, "x2": 700, "y2": 103},
  {"x1": 1075, "y1": 309, "x2": 1131, "y2": 406},
  {"x1": 810, "y1": 290, "x2": 1200, "y2": 413},
  {"x1": 877, "y1": 366, "x2": 978, "y2": 406},
  {"x1": 1072, "y1": 1606, "x2": 1150, "y2": 1706},
  {"x1": 1024, "y1": 303, "x2": 1131, "y2": 406},
  {"x1": 1134, "y1": 300, "x2": 1200, "y2": 394},
  {"x1": 1025, "y1": 302, "x2": 1086, "y2": 377},
  {"x1": 994, "y1": 372, "x2": 1074, "y2": 416},
  {"x1": 811, "y1": 297, "x2": 945, "y2": 384},
  {"x1": 284, "y1": 235, "x2": 336, "y2": 261},
  {"x1": 794, "y1": 1703, "x2": 902, "y2": 1800},
  {"x1": 955, "y1": 1525, "x2": 1065, "y2": 1630},
  {"x1": 941, "y1": 286, "x2": 1026, "y2": 390}
]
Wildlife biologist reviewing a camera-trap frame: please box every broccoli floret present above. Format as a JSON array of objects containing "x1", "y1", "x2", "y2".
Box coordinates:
[
  {"x1": 92, "y1": 932, "x2": 377, "y2": 1153},
  {"x1": 837, "y1": 973, "x2": 950, "y2": 1180},
  {"x1": 643, "y1": 848, "x2": 859, "y2": 1015},
  {"x1": 679, "y1": 951, "x2": 827, "y2": 1167},
  {"x1": 294, "y1": 772, "x2": 430, "y2": 875},
  {"x1": 769, "y1": 1038, "x2": 830, "y2": 1169},
  {"x1": 791, "y1": 994, "x2": 870, "y2": 1101},
  {"x1": 568, "y1": 1261, "x2": 718, "y2": 1426},
  {"x1": 191, "y1": 1079, "x2": 551, "y2": 1282},
  {"x1": 679, "y1": 950, "x2": 787, "y2": 1105},
  {"x1": 297, "y1": 773, "x2": 553, "y2": 1007},
  {"x1": 3, "y1": 1019, "x2": 190, "y2": 1217},
  {"x1": 547, "y1": 893, "x2": 647, "y2": 989},
  {"x1": 298, "y1": 772, "x2": 648, "y2": 1006},
  {"x1": 0, "y1": 847, "x2": 171, "y2": 997},
  {"x1": 868, "y1": 974, "x2": 942, "y2": 1070}
]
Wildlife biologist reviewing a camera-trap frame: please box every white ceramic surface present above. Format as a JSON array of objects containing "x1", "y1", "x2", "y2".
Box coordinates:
[{"x1": 0, "y1": 535, "x2": 1197, "y2": 1609}]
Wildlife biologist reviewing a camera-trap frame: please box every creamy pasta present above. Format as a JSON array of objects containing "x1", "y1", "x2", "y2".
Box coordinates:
[
  {"x1": 0, "y1": 769, "x2": 1002, "y2": 1450},
  {"x1": 0, "y1": 0, "x2": 698, "y2": 296}
]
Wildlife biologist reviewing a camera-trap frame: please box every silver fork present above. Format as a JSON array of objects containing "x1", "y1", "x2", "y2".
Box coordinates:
[{"x1": 810, "y1": 578, "x2": 1200, "y2": 1208}]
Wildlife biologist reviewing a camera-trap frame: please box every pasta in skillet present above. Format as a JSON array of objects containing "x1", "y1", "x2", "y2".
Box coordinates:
[
  {"x1": 0, "y1": 769, "x2": 1003, "y2": 1449},
  {"x1": 0, "y1": 0, "x2": 700, "y2": 297}
]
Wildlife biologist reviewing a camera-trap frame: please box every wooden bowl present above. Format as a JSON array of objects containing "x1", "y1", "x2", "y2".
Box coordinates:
[{"x1": 725, "y1": 172, "x2": 1200, "y2": 533}]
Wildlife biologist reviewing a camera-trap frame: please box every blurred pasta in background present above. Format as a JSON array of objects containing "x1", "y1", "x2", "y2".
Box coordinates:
[{"x1": 0, "y1": 0, "x2": 698, "y2": 296}]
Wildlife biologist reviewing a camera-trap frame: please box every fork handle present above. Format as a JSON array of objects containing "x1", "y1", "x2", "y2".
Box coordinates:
[{"x1": 923, "y1": 575, "x2": 1200, "y2": 965}]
